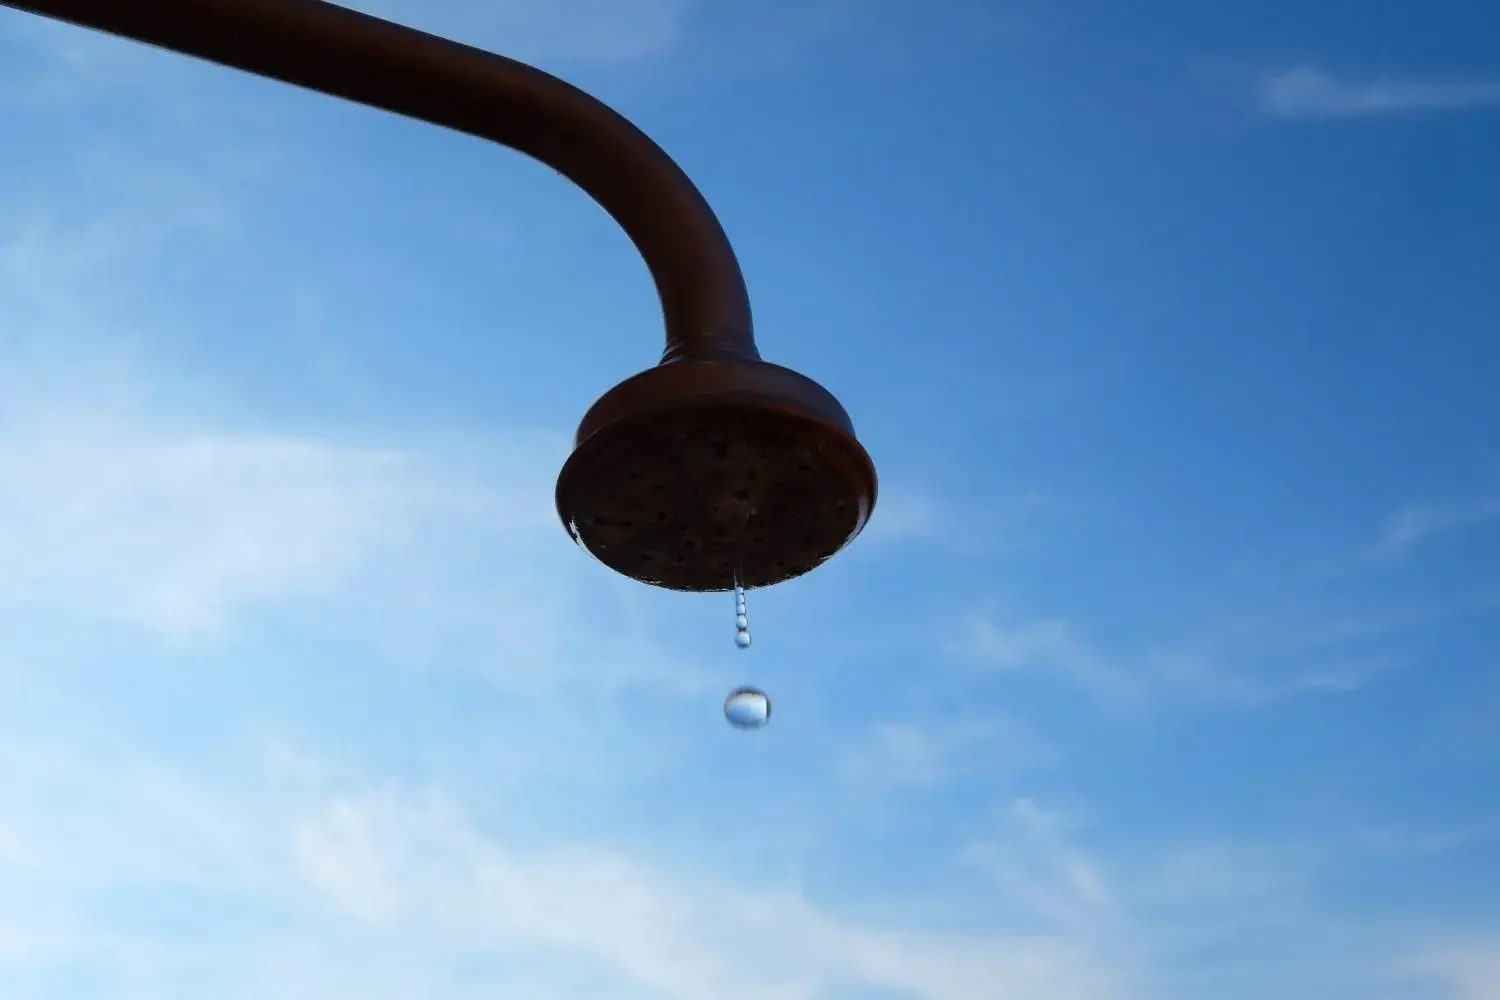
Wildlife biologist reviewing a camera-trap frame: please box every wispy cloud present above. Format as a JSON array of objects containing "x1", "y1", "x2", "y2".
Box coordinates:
[
  {"x1": 839, "y1": 716, "x2": 1059, "y2": 788},
  {"x1": 959, "y1": 799, "x2": 1446, "y2": 997},
  {"x1": 0, "y1": 364, "x2": 562, "y2": 644},
  {"x1": 1398, "y1": 939, "x2": 1500, "y2": 1000},
  {"x1": 1261, "y1": 67, "x2": 1500, "y2": 118},
  {"x1": 1143, "y1": 647, "x2": 1402, "y2": 705},
  {"x1": 1316, "y1": 491, "x2": 1500, "y2": 580},
  {"x1": 860, "y1": 486, "x2": 947, "y2": 544},
  {"x1": 959, "y1": 794, "x2": 1350, "y2": 1000},
  {"x1": 1370, "y1": 495, "x2": 1500, "y2": 559},
  {"x1": 963, "y1": 798, "x2": 1123, "y2": 937},
  {"x1": 860, "y1": 483, "x2": 1048, "y2": 556},
  {"x1": 0, "y1": 743, "x2": 1129, "y2": 1000},
  {"x1": 0, "y1": 426, "x2": 422, "y2": 640},
  {"x1": 1355, "y1": 819, "x2": 1500, "y2": 859},
  {"x1": 966, "y1": 798, "x2": 1323, "y2": 933},
  {"x1": 953, "y1": 607, "x2": 1413, "y2": 714},
  {"x1": 291, "y1": 785, "x2": 1126, "y2": 1000},
  {"x1": 955, "y1": 616, "x2": 1147, "y2": 712}
]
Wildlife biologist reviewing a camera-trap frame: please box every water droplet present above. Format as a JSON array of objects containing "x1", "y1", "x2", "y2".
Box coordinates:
[
  {"x1": 724, "y1": 686, "x2": 771, "y2": 729},
  {"x1": 732, "y1": 575, "x2": 752, "y2": 649},
  {"x1": 566, "y1": 518, "x2": 602, "y2": 563}
]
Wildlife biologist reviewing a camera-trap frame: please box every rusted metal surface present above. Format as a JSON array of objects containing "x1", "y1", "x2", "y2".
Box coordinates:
[
  {"x1": 558, "y1": 358, "x2": 877, "y2": 591},
  {"x1": 4, "y1": 0, "x2": 879, "y2": 592},
  {"x1": 557, "y1": 367, "x2": 877, "y2": 591}
]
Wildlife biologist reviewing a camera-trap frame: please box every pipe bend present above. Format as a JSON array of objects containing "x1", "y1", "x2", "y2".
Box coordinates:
[{"x1": 2, "y1": 0, "x2": 758, "y2": 364}]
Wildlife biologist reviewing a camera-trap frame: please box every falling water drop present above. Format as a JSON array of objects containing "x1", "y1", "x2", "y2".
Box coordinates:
[{"x1": 724, "y1": 686, "x2": 771, "y2": 729}]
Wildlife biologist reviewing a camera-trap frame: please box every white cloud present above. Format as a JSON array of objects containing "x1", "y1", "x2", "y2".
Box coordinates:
[
  {"x1": 956, "y1": 615, "x2": 1145, "y2": 711},
  {"x1": 0, "y1": 741, "x2": 1129, "y2": 1000},
  {"x1": 286, "y1": 786, "x2": 1127, "y2": 1000},
  {"x1": 0, "y1": 388, "x2": 558, "y2": 643},
  {"x1": 0, "y1": 146, "x2": 261, "y2": 400},
  {"x1": 963, "y1": 798, "x2": 1121, "y2": 938},
  {"x1": 1400, "y1": 940, "x2": 1500, "y2": 1000},
  {"x1": 0, "y1": 425, "x2": 410, "y2": 639},
  {"x1": 1371, "y1": 496, "x2": 1500, "y2": 558},
  {"x1": 961, "y1": 800, "x2": 1366, "y2": 999},
  {"x1": 1130, "y1": 843, "x2": 1319, "y2": 915},
  {"x1": 861, "y1": 487, "x2": 945, "y2": 543},
  {"x1": 836, "y1": 717, "x2": 1058, "y2": 790},
  {"x1": 1313, "y1": 493, "x2": 1500, "y2": 580},
  {"x1": 1262, "y1": 67, "x2": 1500, "y2": 118},
  {"x1": 294, "y1": 800, "x2": 403, "y2": 925},
  {"x1": 858, "y1": 484, "x2": 1048, "y2": 557},
  {"x1": 953, "y1": 601, "x2": 1421, "y2": 714},
  {"x1": 1143, "y1": 648, "x2": 1399, "y2": 706},
  {"x1": 1355, "y1": 819, "x2": 1500, "y2": 859}
]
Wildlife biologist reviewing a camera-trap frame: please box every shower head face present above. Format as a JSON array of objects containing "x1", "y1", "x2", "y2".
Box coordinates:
[{"x1": 556, "y1": 361, "x2": 877, "y2": 592}]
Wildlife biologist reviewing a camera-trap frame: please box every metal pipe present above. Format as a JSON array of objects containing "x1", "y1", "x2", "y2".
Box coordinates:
[{"x1": 0, "y1": 0, "x2": 760, "y2": 364}]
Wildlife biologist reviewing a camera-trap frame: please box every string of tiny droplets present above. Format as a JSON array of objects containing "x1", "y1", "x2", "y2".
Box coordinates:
[{"x1": 734, "y1": 579, "x2": 751, "y2": 649}]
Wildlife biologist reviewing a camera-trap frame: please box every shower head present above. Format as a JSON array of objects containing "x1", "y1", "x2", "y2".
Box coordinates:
[{"x1": 556, "y1": 359, "x2": 877, "y2": 592}]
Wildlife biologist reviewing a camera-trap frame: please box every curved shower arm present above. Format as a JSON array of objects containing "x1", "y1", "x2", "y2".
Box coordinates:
[{"x1": 1, "y1": 0, "x2": 760, "y2": 365}]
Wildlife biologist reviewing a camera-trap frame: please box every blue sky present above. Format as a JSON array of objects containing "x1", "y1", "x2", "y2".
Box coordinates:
[{"x1": 0, "y1": 0, "x2": 1498, "y2": 997}]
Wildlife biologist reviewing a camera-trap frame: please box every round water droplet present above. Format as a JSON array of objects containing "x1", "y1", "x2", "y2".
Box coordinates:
[
  {"x1": 736, "y1": 614, "x2": 749, "y2": 630},
  {"x1": 734, "y1": 629, "x2": 752, "y2": 649},
  {"x1": 724, "y1": 686, "x2": 771, "y2": 729}
]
